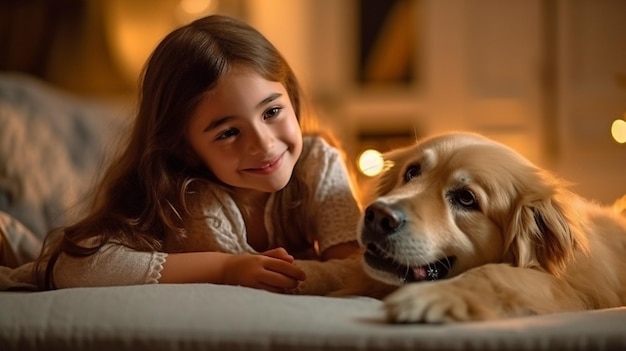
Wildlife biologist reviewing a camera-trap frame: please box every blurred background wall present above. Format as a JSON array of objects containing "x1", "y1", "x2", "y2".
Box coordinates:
[{"x1": 1, "y1": 0, "x2": 625, "y2": 204}]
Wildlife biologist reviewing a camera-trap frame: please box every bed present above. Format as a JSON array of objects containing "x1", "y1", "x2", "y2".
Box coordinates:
[{"x1": 1, "y1": 72, "x2": 625, "y2": 351}]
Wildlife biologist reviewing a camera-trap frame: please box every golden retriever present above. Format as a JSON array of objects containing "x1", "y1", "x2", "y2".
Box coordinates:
[{"x1": 358, "y1": 132, "x2": 626, "y2": 323}]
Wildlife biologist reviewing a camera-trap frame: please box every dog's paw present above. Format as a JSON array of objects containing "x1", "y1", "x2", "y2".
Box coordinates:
[{"x1": 383, "y1": 282, "x2": 496, "y2": 323}]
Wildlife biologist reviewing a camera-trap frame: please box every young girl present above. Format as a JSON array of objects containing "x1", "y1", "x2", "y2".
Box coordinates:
[{"x1": 33, "y1": 14, "x2": 364, "y2": 295}]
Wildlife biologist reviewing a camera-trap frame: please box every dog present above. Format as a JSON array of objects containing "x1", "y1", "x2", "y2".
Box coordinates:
[{"x1": 358, "y1": 132, "x2": 626, "y2": 323}]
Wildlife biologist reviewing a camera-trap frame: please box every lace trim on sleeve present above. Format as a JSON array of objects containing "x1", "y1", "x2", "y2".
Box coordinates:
[{"x1": 148, "y1": 251, "x2": 168, "y2": 284}]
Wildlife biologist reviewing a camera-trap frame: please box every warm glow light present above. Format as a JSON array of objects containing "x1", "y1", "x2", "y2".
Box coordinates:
[
  {"x1": 179, "y1": 0, "x2": 214, "y2": 15},
  {"x1": 611, "y1": 118, "x2": 626, "y2": 144},
  {"x1": 358, "y1": 149, "x2": 384, "y2": 177},
  {"x1": 176, "y1": 0, "x2": 218, "y2": 23}
]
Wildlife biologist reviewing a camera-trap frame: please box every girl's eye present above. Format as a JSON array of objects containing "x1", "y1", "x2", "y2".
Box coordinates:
[
  {"x1": 448, "y1": 188, "x2": 479, "y2": 211},
  {"x1": 404, "y1": 164, "x2": 421, "y2": 182},
  {"x1": 217, "y1": 128, "x2": 239, "y2": 140},
  {"x1": 264, "y1": 107, "x2": 282, "y2": 119}
]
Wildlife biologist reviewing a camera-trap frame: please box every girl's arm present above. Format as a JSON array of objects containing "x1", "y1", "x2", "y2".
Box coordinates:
[
  {"x1": 161, "y1": 248, "x2": 306, "y2": 292},
  {"x1": 53, "y1": 244, "x2": 305, "y2": 293}
]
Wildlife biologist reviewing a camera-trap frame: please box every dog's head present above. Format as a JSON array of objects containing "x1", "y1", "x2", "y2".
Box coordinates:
[{"x1": 359, "y1": 132, "x2": 587, "y2": 286}]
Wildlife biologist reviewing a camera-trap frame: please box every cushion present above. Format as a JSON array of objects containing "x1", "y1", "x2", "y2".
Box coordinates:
[
  {"x1": 1, "y1": 284, "x2": 625, "y2": 350},
  {"x1": 0, "y1": 211, "x2": 41, "y2": 267},
  {"x1": 0, "y1": 73, "x2": 128, "y2": 239}
]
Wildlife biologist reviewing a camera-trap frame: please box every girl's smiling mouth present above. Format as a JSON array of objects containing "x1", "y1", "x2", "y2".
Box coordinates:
[{"x1": 242, "y1": 151, "x2": 285, "y2": 175}]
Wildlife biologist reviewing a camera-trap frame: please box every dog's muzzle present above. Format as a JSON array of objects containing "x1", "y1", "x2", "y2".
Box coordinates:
[
  {"x1": 361, "y1": 201, "x2": 406, "y2": 242},
  {"x1": 360, "y1": 201, "x2": 456, "y2": 284}
]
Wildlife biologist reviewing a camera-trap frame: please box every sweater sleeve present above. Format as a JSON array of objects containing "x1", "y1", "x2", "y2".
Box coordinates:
[
  {"x1": 304, "y1": 137, "x2": 362, "y2": 253},
  {"x1": 53, "y1": 243, "x2": 167, "y2": 288}
]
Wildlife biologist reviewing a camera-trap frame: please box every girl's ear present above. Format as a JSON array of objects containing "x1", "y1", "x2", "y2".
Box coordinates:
[{"x1": 505, "y1": 175, "x2": 588, "y2": 277}]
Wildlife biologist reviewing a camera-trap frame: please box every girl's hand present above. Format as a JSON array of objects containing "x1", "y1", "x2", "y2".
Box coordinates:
[
  {"x1": 261, "y1": 247, "x2": 295, "y2": 263},
  {"x1": 222, "y1": 249, "x2": 306, "y2": 293}
]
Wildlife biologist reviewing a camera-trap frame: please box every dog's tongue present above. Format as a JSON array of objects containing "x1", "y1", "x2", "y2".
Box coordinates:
[
  {"x1": 413, "y1": 266, "x2": 439, "y2": 281},
  {"x1": 413, "y1": 267, "x2": 427, "y2": 280}
]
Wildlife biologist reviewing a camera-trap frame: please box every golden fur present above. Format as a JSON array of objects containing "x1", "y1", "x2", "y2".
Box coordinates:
[{"x1": 358, "y1": 132, "x2": 626, "y2": 323}]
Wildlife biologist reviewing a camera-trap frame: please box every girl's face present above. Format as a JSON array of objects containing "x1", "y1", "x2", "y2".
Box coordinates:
[{"x1": 186, "y1": 68, "x2": 303, "y2": 194}]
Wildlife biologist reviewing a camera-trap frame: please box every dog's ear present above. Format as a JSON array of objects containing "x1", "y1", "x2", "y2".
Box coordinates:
[{"x1": 505, "y1": 174, "x2": 588, "y2": 276}]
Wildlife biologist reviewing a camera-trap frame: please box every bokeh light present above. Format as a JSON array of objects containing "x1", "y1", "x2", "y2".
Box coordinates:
[
  {"x1": 179, "y1": 0, "x2": 215, "y2": 15},
  {"x1": 358, "y1": 149, "x2": 384, "y2": 177},
  {"x1": 611, "y1": 118, "x2": 626, "y2": 144}
]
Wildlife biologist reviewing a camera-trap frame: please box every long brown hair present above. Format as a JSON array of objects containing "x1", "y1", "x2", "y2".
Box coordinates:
[{"x1": 35, "y1": 14, "x2": 312, "y2": 289}]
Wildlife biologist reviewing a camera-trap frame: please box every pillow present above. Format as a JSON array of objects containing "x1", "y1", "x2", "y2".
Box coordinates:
[
  {"x1": 0, "y1": 211, "x2": 41, "y2": 267},
  {"x1": 0, "y1": 73, "x2": 129, "y2": 239}
]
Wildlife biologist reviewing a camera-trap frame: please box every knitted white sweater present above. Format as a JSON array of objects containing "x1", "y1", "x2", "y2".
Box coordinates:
[{"x1": 51, "y1": 136, "x2": 363, "y2": 295}]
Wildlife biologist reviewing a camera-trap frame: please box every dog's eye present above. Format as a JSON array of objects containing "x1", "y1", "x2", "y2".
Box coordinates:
[
  {"x1": 448, "y1": 188, "x2": 479, "y2": 210},
  {"x1": 404, "y1": 164, "x2": 421, "y2": 182}
]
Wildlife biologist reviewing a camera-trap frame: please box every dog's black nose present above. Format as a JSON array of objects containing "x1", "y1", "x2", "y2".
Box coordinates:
[{"x1": 364, "y1": 201, "x2": 406, "y2": 236}]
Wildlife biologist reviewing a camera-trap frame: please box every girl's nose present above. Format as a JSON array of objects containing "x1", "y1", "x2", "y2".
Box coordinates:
[{"x1": 248, "y1": 124, "x2": 275, "y2": 155}]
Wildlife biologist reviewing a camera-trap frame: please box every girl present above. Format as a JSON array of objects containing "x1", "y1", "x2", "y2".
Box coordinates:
[{"x1": 33, "y1": 14, "x2": 364, "y2": 294}]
